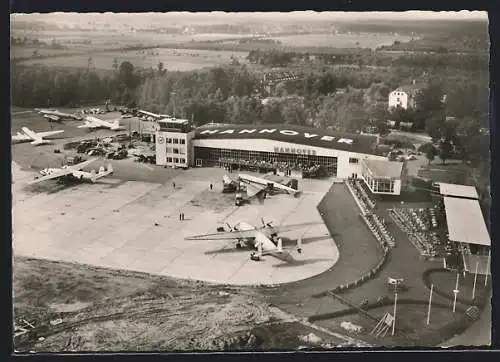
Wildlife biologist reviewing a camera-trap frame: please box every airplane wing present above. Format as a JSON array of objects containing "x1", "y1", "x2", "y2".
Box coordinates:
[
  {"x1": 185, "y1": 229, "x2": 258, "y2": 241},
  {"x1": 21, "y1": 127, "x2": 38, "y2": 139},
  {"x1": 80, "y1": 116, "x2": 111, "y2": 128},
  {"x1": 246, "y1": 183, "x2": 265, "y2": 198},
  {"x1": 261, "y1": 250, "x2": 296, "y2": 262},
  {"x1": 270, "y1": 222, "x2": 321, "y2": 234},
  {"x1": 12, "y1": 133, "x2": 31, "y2": 142},
  {"x1": 28, "y1": 168, "x2": 74, "y2": 185},
  {"x1": 67, "y1": 158, "x2": 98, "y2": 171},
  {"x1": 36, "y1": 130, "x2": 65, "y2": 138},
  {"x1": 43, "y1": 114, "x2": 61, "y2": 121}
]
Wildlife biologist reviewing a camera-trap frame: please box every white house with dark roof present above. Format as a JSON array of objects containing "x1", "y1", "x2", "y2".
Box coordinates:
[{"x1": 388, "y1": 84, "x2": 421, "y2": 110}]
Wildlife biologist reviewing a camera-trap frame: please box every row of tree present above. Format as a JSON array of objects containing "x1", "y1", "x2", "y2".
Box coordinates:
[
  {"x1": 246, "y1": 48, "x2": 488, "y2": 71},
  {"x1": 11, "y1": 59, "x2": 488, "y2": 138}
]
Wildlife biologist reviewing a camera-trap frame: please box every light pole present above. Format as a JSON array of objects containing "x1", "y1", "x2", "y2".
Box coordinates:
[
  {"x1": 485, "y1": 250, "x2": 490, "y2": 287},
  {"x1": 392, "y1": 290, "x2": 398, "y2": 336},
  {"x1": 472, "y1": 260, "x2": 479, "y2": 300},
  {"x1": 452, "y1": 272, "x2": 460, "y2": 313},
  {"x1": 426, "y1": 283, "x2": 434, "y2": 325}
]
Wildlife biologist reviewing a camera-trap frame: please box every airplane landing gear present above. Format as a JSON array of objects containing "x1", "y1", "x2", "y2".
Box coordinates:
[{"x1": 250, "y1": 252, "x2": 261, "y2": 261}]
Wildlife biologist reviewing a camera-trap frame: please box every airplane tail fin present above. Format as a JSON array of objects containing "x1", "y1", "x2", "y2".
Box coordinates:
[{"x1": 277, "y1": 238, "x2": 283, "y2": 253}]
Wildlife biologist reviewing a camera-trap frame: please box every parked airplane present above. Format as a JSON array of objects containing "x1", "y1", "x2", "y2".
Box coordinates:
[
  {"x1": 138, "y1": 110, "x2": 170, "y2": 120},
  {"x1": 29, "y1": 158, "x2": 113, "y2": 185},
  {"x1": 78, "y1": 116, "x2": 125, "y2": 131},
  {"x1": 185, "y1": 219, "x2": 319, "y2": 262},
  {"x1": 12, "y1": 127, "x2": 65, "y2": 145},
  {"x1": 35, "y1": 108, "x2": 82, "y2": 122},
  {"x1": 238, "y1": 173, "x2": 300, "y2": 197}
]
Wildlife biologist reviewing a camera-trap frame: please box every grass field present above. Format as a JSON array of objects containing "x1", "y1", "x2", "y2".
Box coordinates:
[
  {"x1": 17, "y1": 47, "x2": 249, "y2": 71},
  {"x1": 269, "y1": 33, "x2": 414, "y2": 49},
  {"x1": 13, "y1": 30, "x2": 254, "y2": 48}
]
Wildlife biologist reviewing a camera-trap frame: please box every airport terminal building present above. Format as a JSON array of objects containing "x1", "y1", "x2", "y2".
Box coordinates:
[{"x1": 156, "y1": 122, "x2": 389, "y2": 179}]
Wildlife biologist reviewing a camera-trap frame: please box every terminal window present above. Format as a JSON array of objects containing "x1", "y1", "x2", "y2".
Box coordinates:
[
  {"x1": 180, "y1": 139, "x2": 186, "y2": 144},
  {"x1": 167, "y1": 157, "x2": 173, "y2": 162},
  {"x1": 173, "y1": 148, "x2": 179, "y2": 154},
  {"x1": 349, "y1": 157, "x2": 359, "y2": 164},
  {"x1": 193, "y1": 146, "x2": 338, "y2": 176},
  {"x1": 173, "y1": 139, "x2": 179, "y2": 144},
  {"x1": 167, "y1": 138, "x2": 172, "y2": 143},
  {"x1": 180, "y1": 158, "x2": 186, "y2": 164},
  {"x1": 374, "y1": 179, "x2": 395, "y2": 193},
  {"x1": 174, "y1": 158, "x2": 179, "y2": 163}
]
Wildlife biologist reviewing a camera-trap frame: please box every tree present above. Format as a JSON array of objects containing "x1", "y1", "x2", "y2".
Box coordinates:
[
  {"x1": 415, "y1": 83, "x2": 444, "y2": 113},
  {"x1": 281, "y1": 99, "x2": 306, "y2": 125},
  {"x1": 112, "y1": 58, "x2": 119, "y2": 72},
  {"x1": 425, "y1": 145, "x2": 437, "y2": 166},
  {"x1": 438, "y1": 138, "x2": 452, "y2": 165}
]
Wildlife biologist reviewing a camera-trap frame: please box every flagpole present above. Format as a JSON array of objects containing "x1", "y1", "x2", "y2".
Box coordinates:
[
  {"x1": 426, "y1": 284, "x2": 434, "y2": 325},
  {"x1": 472, "y1": 261, "x2": 479, "y2": 300},
  {"x1": 392, "y1": 291, "x2": 398, "y2": 336}
]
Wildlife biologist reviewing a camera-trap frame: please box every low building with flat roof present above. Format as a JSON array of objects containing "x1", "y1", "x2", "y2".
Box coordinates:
[
  {"x1": 435, "y1": 182, "x2": 479, "y2": 200},
  {"x1": 360, "y1": 159, "x2": 408, "y2": 195}
]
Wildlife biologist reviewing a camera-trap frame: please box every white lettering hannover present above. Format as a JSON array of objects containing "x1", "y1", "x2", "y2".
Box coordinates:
[
  {"x1": 280, "y1": 130, "x2": 299, "y2": 136},
  {"x1": 199, "y1": 128, "x2": 354, "y2": 145},
  {"x1": 239, "y1": 129, "x2": 256, "y2": 134}
]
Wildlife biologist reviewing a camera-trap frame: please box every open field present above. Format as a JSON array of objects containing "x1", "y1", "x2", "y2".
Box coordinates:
[
  {"x1": 11, "y1": 46, "x2": 92, "y2": 60},
  {"x1": 17, "y1": 47, "x2": 249, "y2": 71},
  {"x1": 268, "y1": 33, "x2": 414, "y2": 49},
  {"x1": 13, "y1": 256, "x2": 351, "y2": 352},
  {"x1": 12, "y1": 30, "x2": 254, "y2": 48}
]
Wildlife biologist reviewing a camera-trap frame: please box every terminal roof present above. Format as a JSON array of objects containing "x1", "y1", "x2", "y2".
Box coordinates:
[
  {"x1": 361, "y1": 159, "x2": 403, "y2": 178},
  {"x1": 194, "y1": 124, "x2": 379, "y2": 155},
  {"x1": 443, "y1": 197, "x2": 490, "y2": 246},
  {"x1": 437, "y1": 182, "x2": 479, "y2": 199}
]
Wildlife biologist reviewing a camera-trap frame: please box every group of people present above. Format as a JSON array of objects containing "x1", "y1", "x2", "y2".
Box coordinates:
[
  {"x1": 348, "y1": 178, "x2": 377, "y2": 215},
  {"x1": 218, "y1": 157, "x2": 325, "y2": 177}
]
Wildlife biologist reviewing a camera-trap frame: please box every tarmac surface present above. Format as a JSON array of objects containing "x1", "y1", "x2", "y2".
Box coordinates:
[{"x1": 12, "y1": 162, "x2": 339, "y2": 286}]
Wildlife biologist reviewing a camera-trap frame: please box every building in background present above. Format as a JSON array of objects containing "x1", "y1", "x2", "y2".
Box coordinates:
[
  {"x1": 388, "y1": 84, "x2": 420, "y2": 110},
  {"x1": 189, "y1": 124, "x2": 387, "y2": 179}
]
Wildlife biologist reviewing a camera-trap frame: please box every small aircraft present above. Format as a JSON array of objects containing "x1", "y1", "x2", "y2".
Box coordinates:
[
  {"x1": 35, "y1": 108, "x2": 82, "y2": 122},
  {"x1": 78, "y1": 116, "x2": 125, "y2": 131},
  {"x1": 185, "y1": 218, "x2": 319, "y2": 262},
  {"x1": 28, "y1": 158, "x2": 113, "y2": 185},
  {"x1": 238, "y1": 173, "x2": 300, "y2": 197},
  {"x1": 12, "y1": 127, "x2": 65, "y2": 145},
  {"x1": 137, "y1": 109, "x2": 170, "y2": 121}
]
